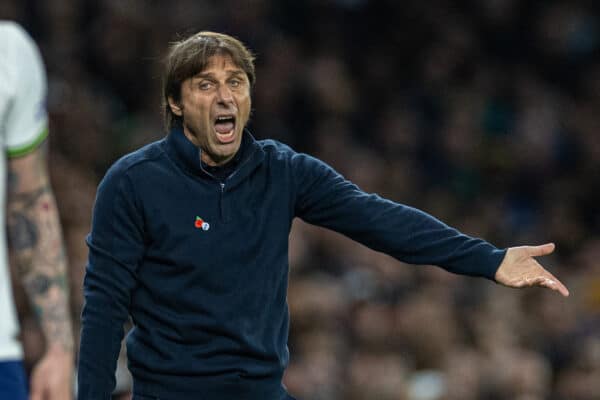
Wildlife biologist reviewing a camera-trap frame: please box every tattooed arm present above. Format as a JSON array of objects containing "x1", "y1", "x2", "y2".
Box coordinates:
[{"x1": 7, "y1": 143, "x2": 74, "y2": 400}]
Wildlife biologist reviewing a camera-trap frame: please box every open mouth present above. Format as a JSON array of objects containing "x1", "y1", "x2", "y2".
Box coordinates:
[{"x1": 214, "y1": 115, "x2": 236, "y2": 143}]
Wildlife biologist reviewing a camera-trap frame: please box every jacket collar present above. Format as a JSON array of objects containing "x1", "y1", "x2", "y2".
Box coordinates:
[{"x1": 164, "y1": 125, "x2": 265, "y2": 187}]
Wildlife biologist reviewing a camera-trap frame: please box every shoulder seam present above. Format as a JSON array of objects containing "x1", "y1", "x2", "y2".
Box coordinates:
[{"x1": 115, "y1": 141, "x2": 168, "y2": 174}]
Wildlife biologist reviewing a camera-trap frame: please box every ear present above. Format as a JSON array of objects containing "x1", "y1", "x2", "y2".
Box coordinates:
[{"x1": 168, "y1": 96, "x2": 183, "y2": 116}]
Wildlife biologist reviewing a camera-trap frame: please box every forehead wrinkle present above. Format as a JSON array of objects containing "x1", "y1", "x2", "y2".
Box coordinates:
[
  {"x1": 202, "y1": 54, "x2": 244, "y2": 72},
  {"x1": 204, "y1": 53, "x2": 230, "y2": 68}
]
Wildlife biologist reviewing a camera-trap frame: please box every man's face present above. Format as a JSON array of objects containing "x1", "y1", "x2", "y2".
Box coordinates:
[{"x1": 169, "y1": 54, "x2": 251, "y2": 166}]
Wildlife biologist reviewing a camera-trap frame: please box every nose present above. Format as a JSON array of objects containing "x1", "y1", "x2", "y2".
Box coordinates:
[{"x1": 216, "y1": 84, "x2": 234, "y2": 105}]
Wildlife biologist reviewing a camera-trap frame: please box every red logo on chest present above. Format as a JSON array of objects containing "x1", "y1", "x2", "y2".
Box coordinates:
[{"x1": 194, "y1": 216, "x2": 210, "y2": 231}]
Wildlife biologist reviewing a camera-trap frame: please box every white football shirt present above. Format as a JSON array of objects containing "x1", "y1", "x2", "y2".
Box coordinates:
[{"x1": 0, "y1": 21, "x2": 49, "y2": 360}]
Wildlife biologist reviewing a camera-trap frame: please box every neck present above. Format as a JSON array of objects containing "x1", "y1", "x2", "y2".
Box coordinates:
[
  {"x1": 180, "y1": 125, "x2": 234, "y2": 167},
  {"x1": 201, "y1": 151, "x2": 234, "y2": 167}
]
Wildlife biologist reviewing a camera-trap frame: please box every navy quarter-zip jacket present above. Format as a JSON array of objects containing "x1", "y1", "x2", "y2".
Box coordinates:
[{"x1": 78, "y1": 127, "x2": 506, "y2": 399}]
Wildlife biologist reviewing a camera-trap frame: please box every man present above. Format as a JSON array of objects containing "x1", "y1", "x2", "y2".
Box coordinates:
[
  {"x1": 0, "y1": 21, "x2": 74, "y2": 400},
  {"x1": 78, "y1": 31, "x2": 568, "y2": 400}
]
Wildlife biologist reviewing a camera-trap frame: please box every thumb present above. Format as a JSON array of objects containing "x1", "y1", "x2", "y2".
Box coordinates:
[
  {"x1": 29, "y1": 384, "x2": 43, "y2": 400},
  {"x1": 29, "y1": 367, "x2": 45, "y2": 400},
  {"x1": 525, "y1": 242, "x2": 555, "y2": 257}
]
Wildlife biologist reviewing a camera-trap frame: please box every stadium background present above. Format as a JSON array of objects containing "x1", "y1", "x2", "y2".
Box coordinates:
[{"x1": 2, "y1": 0, "x2": 600, "y2": 399}]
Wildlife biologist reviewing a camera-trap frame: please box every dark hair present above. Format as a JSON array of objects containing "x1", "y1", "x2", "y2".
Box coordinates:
[{"x1": 162, "y1": 31, "x2": 256, "y2": 131}]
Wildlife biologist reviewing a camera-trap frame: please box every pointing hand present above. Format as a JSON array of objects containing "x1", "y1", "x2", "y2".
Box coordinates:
[{"x1": 494, "y1": 243, "x2": 569, "y2": 297}]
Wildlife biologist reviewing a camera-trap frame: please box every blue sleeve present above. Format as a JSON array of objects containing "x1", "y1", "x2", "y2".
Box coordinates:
[
  {"x1": 77, "y1": 165, "x2": 145, "y2": 399},
  {"x1": 292, "y1": 153, "x2": 506, "y2": 279}
]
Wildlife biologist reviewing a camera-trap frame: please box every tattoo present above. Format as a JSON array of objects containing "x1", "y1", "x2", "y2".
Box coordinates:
[
  {"x1": 10, "y1": 186, "x2": 49, "y2": 207},
  {"x1": 29, "y1": 274, "x2": 51, "y2": 294},
  {"x1": 7, "y1": 155, "x2": 73, "y2": 352},
  {"x1": 7, "y1": 212, "x2": 39, "y2": 250},
  {"x1": 7, "y1": 187, "x2": 49, "y2": 251},
  {"x1": 7, "y1": 168, "x2": 18, "y2": 191}
]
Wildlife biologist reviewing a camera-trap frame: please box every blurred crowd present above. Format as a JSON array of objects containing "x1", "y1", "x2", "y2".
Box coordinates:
[{"x1": 2, "y1": 0, "x2": 600, "y2": 399}]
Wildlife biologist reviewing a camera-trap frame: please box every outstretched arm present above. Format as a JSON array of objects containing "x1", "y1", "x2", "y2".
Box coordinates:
[
  {"x1": 292, "y1": 152, "x2": 505, "y2": 279},
  {"x1": 7, "y1": 143, "x2": 74, "y2": 400},
  {"x1": 291, "y1": 152, "x2": 570, "y2": 297},
  {"x1": 495, "y1": 243, "x2": 569, "y2": 297}
]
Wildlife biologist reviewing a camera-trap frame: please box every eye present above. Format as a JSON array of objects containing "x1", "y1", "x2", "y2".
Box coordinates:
[
  {"x1": 198, "y1": 81, "x2": 213, "y2": 90},
  {"x1": 229, "y1": 79, "x2": 241, "y2": 88}
]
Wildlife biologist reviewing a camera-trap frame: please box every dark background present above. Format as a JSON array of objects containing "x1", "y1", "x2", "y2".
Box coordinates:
[{"x1": 2, "y1": 1, "x2": 599, "y2": 399}]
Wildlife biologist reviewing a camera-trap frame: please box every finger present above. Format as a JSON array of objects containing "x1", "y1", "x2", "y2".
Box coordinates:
[
  {"x1": 533, "y1": 268, "x2": 569, "y2": 296},
  {"x1": 29, "y1": 383, "x2": 43, "y2": 400},
  {"x1": 29, "y1": 392, "x2": 41, "y2": 400},
  {"x1": 541, "y1": 275, "x2": 570, "y2": 297},
  {"x1": 526, "y1": 242, "x2": 555, "y2": 257},
  {"x1": 54, "y1": 380, "x2": 73, "y2": 400}
]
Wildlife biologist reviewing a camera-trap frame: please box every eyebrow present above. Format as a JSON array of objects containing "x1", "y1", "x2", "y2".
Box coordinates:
[{"x1": 193, "y1": 70, "x2": 246, "y2": 80}]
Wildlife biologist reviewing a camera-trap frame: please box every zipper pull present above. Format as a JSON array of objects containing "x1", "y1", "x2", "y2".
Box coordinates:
[{"x1": 220, "y1": 182, "x2": 225, "y2": 191}]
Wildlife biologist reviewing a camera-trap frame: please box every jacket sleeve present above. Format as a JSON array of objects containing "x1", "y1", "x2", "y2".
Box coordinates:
[
  {"x1": 78, "y1": 165, "x2": 145, "y2": 399},
  {"x1": 291, "y1": 152, "x2": 506, "y2": 279}
]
